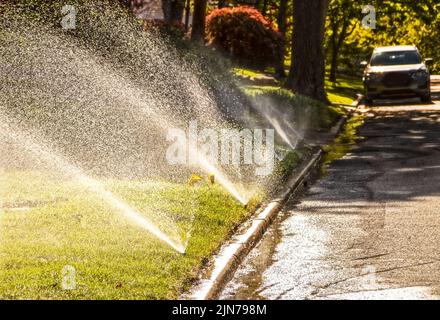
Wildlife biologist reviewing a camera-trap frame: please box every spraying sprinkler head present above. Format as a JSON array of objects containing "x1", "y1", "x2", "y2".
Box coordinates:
[
  {"x1": 177, "y1": 245, "x2": 187, "y2": 256},
  {"x1": 208, "y1": 173, "x2": 215, "y2": 185},
  {"x1": 176, "y1": 246, "x2": 186, "y2": 255}
]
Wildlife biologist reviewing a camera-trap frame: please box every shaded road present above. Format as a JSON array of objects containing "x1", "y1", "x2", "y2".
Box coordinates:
[{"x1": 221, "y1": 77, "x2": 440, "y2": 300}]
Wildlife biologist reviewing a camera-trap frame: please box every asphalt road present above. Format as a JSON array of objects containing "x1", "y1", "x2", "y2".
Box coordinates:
[{"x1": 221, "y1": 77, "x2": 440, "y2": 300}]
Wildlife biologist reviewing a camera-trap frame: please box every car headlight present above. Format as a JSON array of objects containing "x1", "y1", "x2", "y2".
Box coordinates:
[
  {"x1": 366, "y1": 72, "x2": 383, "y2": 81},
  {"x1": 411, "y1": 70, "x2": 428, "y2": 80}
]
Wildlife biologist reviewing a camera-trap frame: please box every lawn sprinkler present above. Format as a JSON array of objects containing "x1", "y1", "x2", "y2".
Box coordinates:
[{"x1": 208, "y1": 173, "x2": 215, "y2": 185}]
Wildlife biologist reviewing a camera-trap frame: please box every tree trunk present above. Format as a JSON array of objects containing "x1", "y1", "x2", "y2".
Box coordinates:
[
  {"x1": 262, "y1": 0, "x2": 268, "y2": 15},
  {"x1": 329, "y1": 18, "x2": 349, "y2": 83},
  {"x1": 184, "y1": 0, "x2": 191, "y2": 31},
  {"x1": 329, "y1": 45, "x2": 339, "y2": 83},
  {"x1": 275, "y1": 0, "x2": 288, "y2": 78},
  {"x1": 162, "y1": 0, "x2": 185, "y2": 24},
  {"x1": 286, "y1": 0, "x2": 329, "y2": 104},
  {"x1": 328, "y1": 17, "x2": 339, "y2": 83},
  {"x1": 277, "y1": 0, "x2": 288, "y2": 34},
  {"x1": 191, "y1": 0, "x2": 207, "y2": 42}
]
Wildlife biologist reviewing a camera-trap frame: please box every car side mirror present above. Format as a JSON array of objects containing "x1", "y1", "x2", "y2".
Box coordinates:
[
  {"x1": 425, "y1": 58, "x2": 433, "y2": 65},
  {"x1": 360, "y1": 61, "x2": 368, "y2": 68}
]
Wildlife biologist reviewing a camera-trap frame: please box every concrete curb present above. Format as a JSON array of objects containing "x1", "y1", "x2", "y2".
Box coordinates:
[
  {"x1": 189, "y1": 99, "x2": 360, "y2": 300},
  {"x1": 330, "y1": 94, "x2": 362, "y2": 135},
  {"x1": 190, "y1": 150, "x2": 322, "y2": 300}
]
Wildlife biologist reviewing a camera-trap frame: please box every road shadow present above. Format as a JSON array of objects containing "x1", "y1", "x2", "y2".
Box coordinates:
[{"x1": 316, "y1": 110, "x2": 440, "y2": 203}]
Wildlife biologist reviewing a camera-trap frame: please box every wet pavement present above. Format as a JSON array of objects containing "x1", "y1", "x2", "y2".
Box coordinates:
[{"x1": 221, "y1": 79, "x2": 440, "y2": 300}]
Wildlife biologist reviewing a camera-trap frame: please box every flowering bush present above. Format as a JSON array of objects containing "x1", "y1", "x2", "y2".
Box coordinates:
[{"x1": 206, "y1": 6, "x2": 284, "y2": 68}]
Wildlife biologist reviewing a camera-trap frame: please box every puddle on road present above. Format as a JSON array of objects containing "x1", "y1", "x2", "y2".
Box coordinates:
[{"x1": 221, "y1": 219, "x2": 284, "y2": 300}]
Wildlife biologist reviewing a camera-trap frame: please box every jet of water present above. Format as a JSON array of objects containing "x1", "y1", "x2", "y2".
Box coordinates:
[
  {"x1": 249, "y1": 97, "x2": 304, "y2": 150},
  {"x1": 265, "y1": 114, "x2": 303, "y2": 150},
  {"x1": 0, "y1": 116, "x2": 186, "y2": 253},
  {"x1": 67, "y1": 50, "x2": 251, "y2": 206},
  {"x1": 0, "y1": 7, "x2": 255, "y2": 254}
]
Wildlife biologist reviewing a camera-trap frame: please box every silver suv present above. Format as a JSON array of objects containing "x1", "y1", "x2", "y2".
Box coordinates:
[{"x1": 361, "y1": 46, "x2": 433, "y2": 105}]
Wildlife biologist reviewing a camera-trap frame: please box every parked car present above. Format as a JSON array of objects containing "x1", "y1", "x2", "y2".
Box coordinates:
[{"x1": 361, "y1": 45, "x2": 433, "y2": 105}]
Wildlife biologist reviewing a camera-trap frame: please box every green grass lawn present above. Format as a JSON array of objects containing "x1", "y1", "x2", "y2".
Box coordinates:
[
  {"x1": 233, "y1": 66, "x2": 363, "y2": 106},
  {"x1": 233, "y1": 67, "x2": 362, "y2": 135},
  {"x1": 325, "y1": 74, "x2": 364, "y2": 105},
  {"x1": 233, "y1": 67, "x2": 265, "y2": 78},
  {"x1": 0, "y1": 170, "x2": 261, "y2": 299},
  {"x1": 239, "y1": 84, "x2": 344, "y2": 131}
]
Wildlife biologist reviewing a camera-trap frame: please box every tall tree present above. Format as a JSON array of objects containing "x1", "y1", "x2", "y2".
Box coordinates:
[
  {"x1": 184, "y1": 0, "x2": 191, "y2": 30},
  {"x1": 275, "y1": 0, "x2": 288, "y2": 78},
  {"x1": 327, "y1": 0, "x2": 359, "y2": 82},
  {"x1": 191, "y1": 0, "x2": 207, "y2": 42},
  {"x1": 262, "y1": 0, "x2": 268, "y2": 15},
  {"x1": 287, "y1": 0, "x2": 329, "y2": 103}
]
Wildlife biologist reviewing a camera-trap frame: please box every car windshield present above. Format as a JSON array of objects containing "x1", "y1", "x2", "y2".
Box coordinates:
[{"x1": 370, "y1": 50, "x2": 422, "y2": 66}]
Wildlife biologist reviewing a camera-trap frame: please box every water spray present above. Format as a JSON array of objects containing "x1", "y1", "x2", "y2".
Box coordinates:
[{"x1": 0, "y1": 118, "x2": 186, "y2": 254}]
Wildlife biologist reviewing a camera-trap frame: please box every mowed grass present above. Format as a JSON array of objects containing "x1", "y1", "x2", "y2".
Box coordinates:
[
  {"x1": 326, "y1": 74, "x2": 364, "y2": 106},
  {"x1": 240, "y1": 85, "x2": 344, "y2": 130},
  {"x1": 0, "y1": 170, "x2": 259, "y2": 299},
  {"x1": 232, "y1": 66, "x2": 363, "y2": 106}
]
